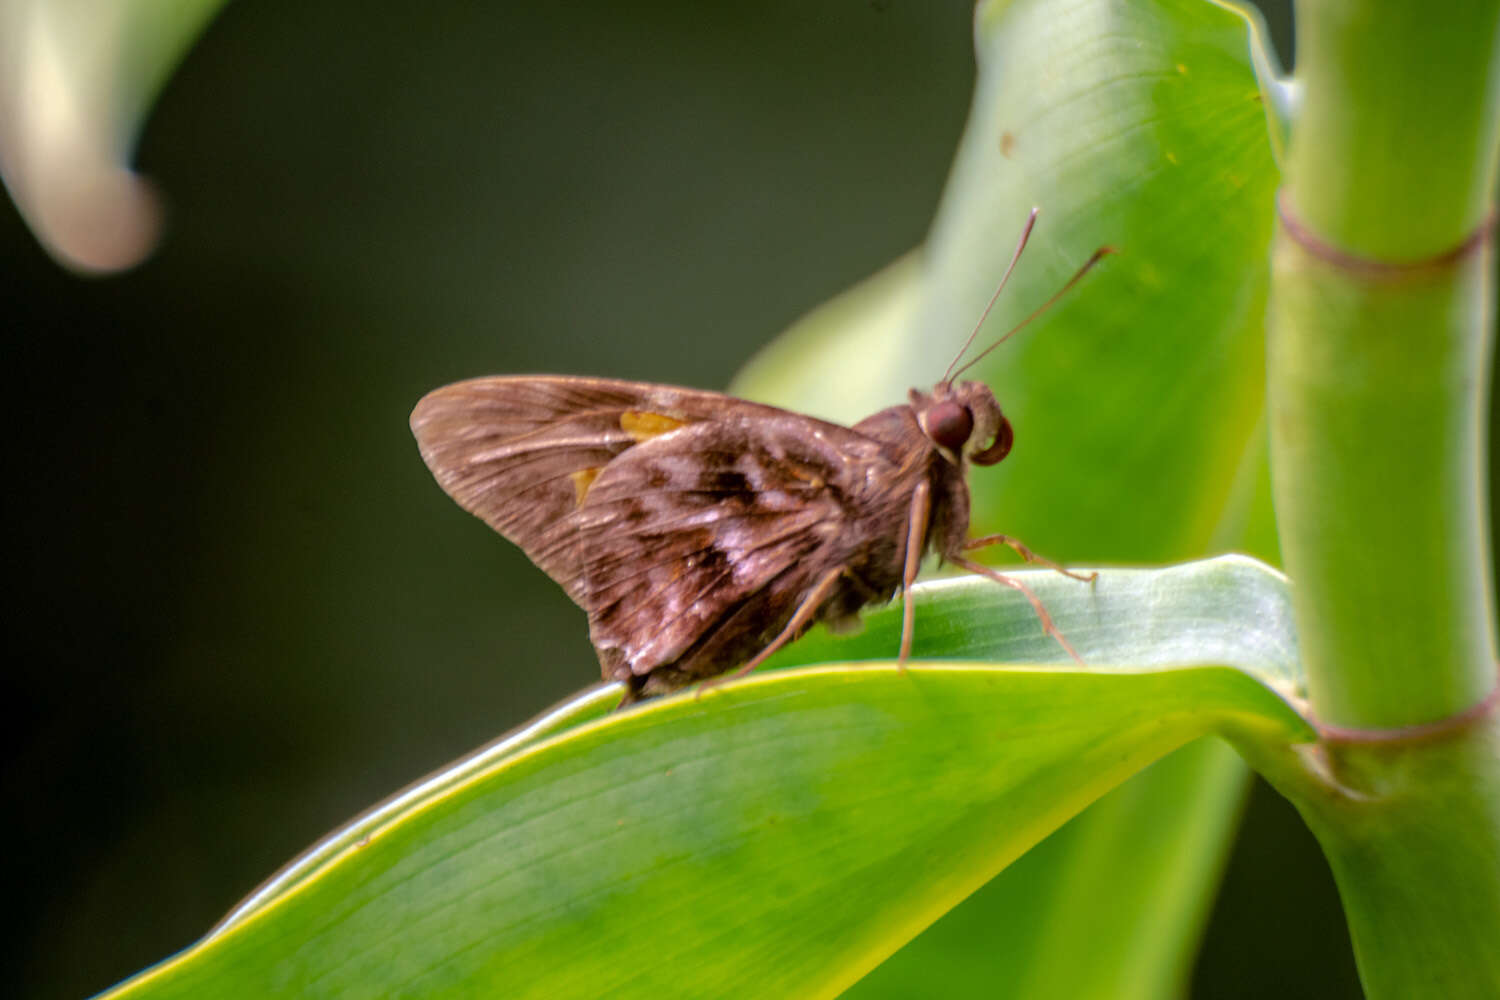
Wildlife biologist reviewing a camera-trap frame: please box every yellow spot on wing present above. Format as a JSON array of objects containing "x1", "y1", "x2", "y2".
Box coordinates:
[
  {"x1": 787, "y1": 464, "x2": 825, "y2": 489},
  {"x1": 620, "y1": 410, "x2": 686, "y2": 442},
  {"x1": 571, "y1": 467, "x2": 601, "y2": 506}
]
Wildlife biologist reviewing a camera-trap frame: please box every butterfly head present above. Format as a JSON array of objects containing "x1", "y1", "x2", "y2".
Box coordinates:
[{"x1": 916, "y1": 380, "x2": 1013, "y2": 467}]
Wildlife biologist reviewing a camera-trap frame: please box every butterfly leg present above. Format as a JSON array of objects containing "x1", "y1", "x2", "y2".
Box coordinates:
[
  {"x1": 898, "y1": 480, "x2": 932, "y2": 666},
  {"x1": 963, "y1": 532, "x2": 1097, "y2": 583},
  {"x1": 947, "y1": 554, "x2": 1086, "y2": 665},
  {"x1": 694, "y1": 564, "x2": 850, "y2": 700}
]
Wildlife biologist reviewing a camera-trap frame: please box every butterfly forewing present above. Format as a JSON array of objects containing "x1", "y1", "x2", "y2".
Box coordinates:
[
  {"x1": 411, "y1": 374, "x2": 886, "y2": 587},
  {"x1": 413, "y1": 376, "x2": 772, "y2": 600}
]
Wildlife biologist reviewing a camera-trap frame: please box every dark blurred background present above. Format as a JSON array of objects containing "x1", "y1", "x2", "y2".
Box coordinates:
[{"x1": 2, "y1": 1, "x2": 1440, "y2": 996}]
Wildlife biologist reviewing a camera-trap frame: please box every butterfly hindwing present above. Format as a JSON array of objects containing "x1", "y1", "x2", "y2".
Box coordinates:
[{"x1": 572, "y1": 416, "x2": 901, "y2": 683}]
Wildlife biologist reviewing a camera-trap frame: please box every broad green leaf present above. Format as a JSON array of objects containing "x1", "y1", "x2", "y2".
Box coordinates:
[
  {"x1": 103, "y1": 557, "x2": 1310, "y2": 1000},
  {"x1": 733, "y1": 1, "x2": 1284, "y2": 995}
]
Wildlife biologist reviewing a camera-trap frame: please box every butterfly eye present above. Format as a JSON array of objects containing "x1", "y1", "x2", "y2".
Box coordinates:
[
  {"x1": 971, "y1": 416, "x2": 1014, "y2": 466},
  {"x1": 928, "y1": 400, "x2": 974, "y2": 451}
]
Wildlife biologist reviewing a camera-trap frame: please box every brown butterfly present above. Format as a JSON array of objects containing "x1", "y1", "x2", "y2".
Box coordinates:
[{"x1": 412, "y1": 210, "x2": 1111, "y2": 704}]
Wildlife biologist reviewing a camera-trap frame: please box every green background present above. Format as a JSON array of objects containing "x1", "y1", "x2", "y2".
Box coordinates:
[{"x1": 4, "y1": 1, "x2": 1436, "y2": 996}]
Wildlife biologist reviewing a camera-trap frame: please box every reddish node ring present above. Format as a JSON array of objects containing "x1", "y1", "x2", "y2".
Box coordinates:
[
  {"x1": 1315, "y1": 681, "x2": 1500, "y2": 746},
  {"x1": 1276, "y1": 188, "x2": 1496, "y2": 279}
]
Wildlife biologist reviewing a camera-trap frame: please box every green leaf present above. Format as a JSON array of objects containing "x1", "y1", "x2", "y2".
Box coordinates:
[
  {"x1": 102, "y1": 557, "x2": 1309, "y2": 1000},
  {"x1": 737, "y1": 0, "x2": 1286, "y2": 994}
]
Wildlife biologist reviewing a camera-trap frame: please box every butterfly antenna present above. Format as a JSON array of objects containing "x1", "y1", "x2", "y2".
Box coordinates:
[
  {"x1": 941, "y1": 207, "x2": 1041, "y2": 384},
  {"x1": 947, "y1": 243, "x2": 1116, "y2": 382}
]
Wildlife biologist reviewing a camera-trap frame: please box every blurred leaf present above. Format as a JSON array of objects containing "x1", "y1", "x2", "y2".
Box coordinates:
[
  {"x1": 0, "y1": 0, "x2": 225, "y2": 271},
  {"x1": 103, "y1": 557, "x2": 1308, "y2": 1000},
  {"x1": 736, "y1": 0, "x2": 1283, "y2": 995}
]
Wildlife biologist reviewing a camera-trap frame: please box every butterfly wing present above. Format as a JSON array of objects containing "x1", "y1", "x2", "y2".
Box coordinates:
[
  {"x1": 571, "y1": 415, "x2": 907, "y2": 688},
  {"x1": 409, "y1": 375, "x2": 835, "y2": 603}
]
